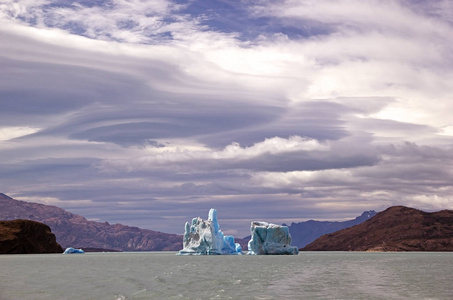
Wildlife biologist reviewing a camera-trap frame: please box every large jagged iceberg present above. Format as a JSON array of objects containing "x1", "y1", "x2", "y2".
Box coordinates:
[
  {"x1": 248, "y1": 221, "x2": 299, "y2": 255},
  {"x1": 178, "y1": 209, "x2": 242, "y2": 255}
]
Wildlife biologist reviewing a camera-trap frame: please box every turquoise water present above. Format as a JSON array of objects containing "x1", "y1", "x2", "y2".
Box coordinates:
[{"x1": 0, "y1": 252, "x2": 452, "y2": 299}]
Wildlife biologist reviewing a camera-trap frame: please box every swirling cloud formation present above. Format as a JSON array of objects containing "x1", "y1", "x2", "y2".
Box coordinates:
[{"x1": 1, "y1": 0, "x2": 452, "y2": 235}]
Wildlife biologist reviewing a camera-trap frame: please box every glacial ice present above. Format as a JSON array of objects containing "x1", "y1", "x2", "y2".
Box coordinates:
[
  {"x1": 178, "y1": 208, "x2": 242, "y2": 255},
  {"x1": 63, "y1": 247, "x2": 85, "y2": 254},
  {"x1": 247, "y1": 221, "x2": 299, "y2": 255}
]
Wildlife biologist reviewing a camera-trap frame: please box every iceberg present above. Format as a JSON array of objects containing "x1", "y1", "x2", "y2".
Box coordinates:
[
  {"x1": 63, "y1": 247, "x2": 85, "y2": 254},
  {"x1": 178, "y1": 208, "x2": 242, "y2": 255},
  {"x1": 247, "y1": 221, "x2": 299, "y2": 255}
]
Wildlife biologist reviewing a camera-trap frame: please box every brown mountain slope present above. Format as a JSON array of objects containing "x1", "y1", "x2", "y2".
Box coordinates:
[
  {"x1": 302, "y1": 206, "x2": 453, "y2": 251},
  {"x1": 0, "y1": 219, "x2": 63, "y2": 254},
  {"x1": 0, "y1": 193, "x2": 182, "y2": 251}
]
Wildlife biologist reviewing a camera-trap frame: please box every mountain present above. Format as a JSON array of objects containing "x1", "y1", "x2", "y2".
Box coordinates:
[
  {"x1": 284, "y1": 210, "x2": 377, "y2": 248},
  {"x1": 0, "y1": 219, "x2": 63, "y2": 254},
  {"x1": 0, "y1": 193, "x2": 182, "y2": 251},
  {"x1": 302, "y1": 206, "x2": 453, "y2": 251}
]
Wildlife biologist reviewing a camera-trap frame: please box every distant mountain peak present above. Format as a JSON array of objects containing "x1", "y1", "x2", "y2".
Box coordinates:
[
  {"x1": 357, "y1": 210, "x2": 377, "y2": 220},
  {"x1": 363, "y1": 209, "x2": 376, "y2": 215},
  {"x1": 287, "y1": 210, "x2": 377, "y2": 248},
  {"x1": 0, "y1": 193, "x2": 12, "y2": 199}
]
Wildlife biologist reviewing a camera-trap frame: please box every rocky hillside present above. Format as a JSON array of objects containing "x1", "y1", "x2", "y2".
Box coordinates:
[
  {"x1": 285, "y1": 210, "x2": 377, "y2": 248},
  {"x1": 0, "y1": 219, "x2": 63, "y2": 254},
  {"x1": 0, "y1": 193, "x2": 182, "y2": 251},
  {"x1": 302, "y1": 206, "x2": 453, "y2": 251}
]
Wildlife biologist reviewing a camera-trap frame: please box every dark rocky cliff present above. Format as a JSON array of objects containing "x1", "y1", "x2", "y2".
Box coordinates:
[
  {"x1": 302, "y1": 206, "x2": 453, "y2": 251},
  {"x1": 0, "y1": 219, "x2": 63, "y2": 254}
]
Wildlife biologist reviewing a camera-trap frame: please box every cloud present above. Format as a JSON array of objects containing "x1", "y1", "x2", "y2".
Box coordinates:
[
  {"x1": 251, "y1": 169, "x2": 357, "y2": 188},
  {"x1": 1, "y1": 0, "x2": 453, "y2": 236},
  {"x1": 96, "y1": 135, "x2": 329, "y2": 172},
  {"x1": 0, "y1": 126, "x2": 40, "y2": 141},
  {"x1": 248, "y1": 141, "x2": 453, "y2": 220},
  {"x1": 1, "y1": 0, "x2": 187, "y2": 43}
]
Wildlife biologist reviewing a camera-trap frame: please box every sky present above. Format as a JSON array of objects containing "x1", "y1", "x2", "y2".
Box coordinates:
[{"x1": 1, "y1": 0, "x2": 453, "y2": 237}]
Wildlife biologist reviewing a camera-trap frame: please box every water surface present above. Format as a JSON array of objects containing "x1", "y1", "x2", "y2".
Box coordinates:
[{"x1": 0, "y1": 252, "x2": 451, "y2": 299}]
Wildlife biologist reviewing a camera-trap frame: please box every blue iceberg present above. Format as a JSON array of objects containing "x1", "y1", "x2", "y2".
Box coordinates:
[
  {"x1": 178, "y1": 209, "x2": 242, "y2": 255},
  {"x1": 63, "y1": 247, "x2": 85, "y2": 254},
  {"x1": 248, "y1": 221, "x2": 299, "y2": 255}
]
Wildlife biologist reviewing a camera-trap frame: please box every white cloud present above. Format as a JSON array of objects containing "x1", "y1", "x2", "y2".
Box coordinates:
[
  {"x1": 253, "y1": 0, "x2": 452, "y2": 36},
  {"x1": 439, "y1": 126, "x2": 453, "y2": 137},
  {"x1": 0, "y1": 126, "x2": 40, "y2": 141},
  {"x1": 0, "y1": 0, "x2": 50, "y2": 21},
  {"x1": 216, "y1": 136, "x2": 326, "y2": 158},
  {"x1": 98, "y1": 136, "x2": 327, "y2": 172},
  {"x1": 273, "y1": 2, "x2": 453, "y2": 131},
  {"x1": 1, "y1": 0, "x2": 186, "y2": 43},
  {"x1": 45, "y1": 0, "x2": 185, "y2": 43},
  {"x1": 405, "y1": 194, "x2": 453, "y2": 210},
  {"x1": 251, "y1": 169, "x2": 356, "y2": 189},
  {"x1": 13, "y1": 195, "x2": 93, "y2": 207}
]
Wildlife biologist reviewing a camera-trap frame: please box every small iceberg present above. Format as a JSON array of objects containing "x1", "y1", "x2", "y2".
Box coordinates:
[
  {"x1": 178, "y1": 208, "x2": 242, "y2": 255},
  {"x1": 248, "y1": 221, "x2": 299, "y2": 255},
  {"x1": 63, "y1": 247, "x2": 85, "y2": 254}
]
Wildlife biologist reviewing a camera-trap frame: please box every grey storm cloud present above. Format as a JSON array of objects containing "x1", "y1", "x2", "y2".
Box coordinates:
[{"x1": 1, "y1": 0, "x2": 453, "y2": 236}]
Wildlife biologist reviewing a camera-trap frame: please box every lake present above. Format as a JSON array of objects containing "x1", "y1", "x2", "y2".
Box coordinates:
[{"x1": 0, "y1": 251, "x2": 451, "y2": 299}]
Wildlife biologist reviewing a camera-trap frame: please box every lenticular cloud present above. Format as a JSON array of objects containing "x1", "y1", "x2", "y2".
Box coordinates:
[
  {"x1": 97, "y1": 135, "x2": 327, "y2": 172},
  {"x1": 218, "y1": 136, "x2": 327, "y2": 159}
]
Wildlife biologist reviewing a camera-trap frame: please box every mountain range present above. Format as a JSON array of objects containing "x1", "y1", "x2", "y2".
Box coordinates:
[
  {"x1": 284, "y1": 210, "x2": 377, "y2": 248},
  {"x1": 0, "y1": 193, "x2": 182, "y2": 251},
  {"x1": 0, "y1": 193, "x2": 379, "y2": 251},
  {"x1": 302, "y1": 206, "x2": 453, "y2": 251}
]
